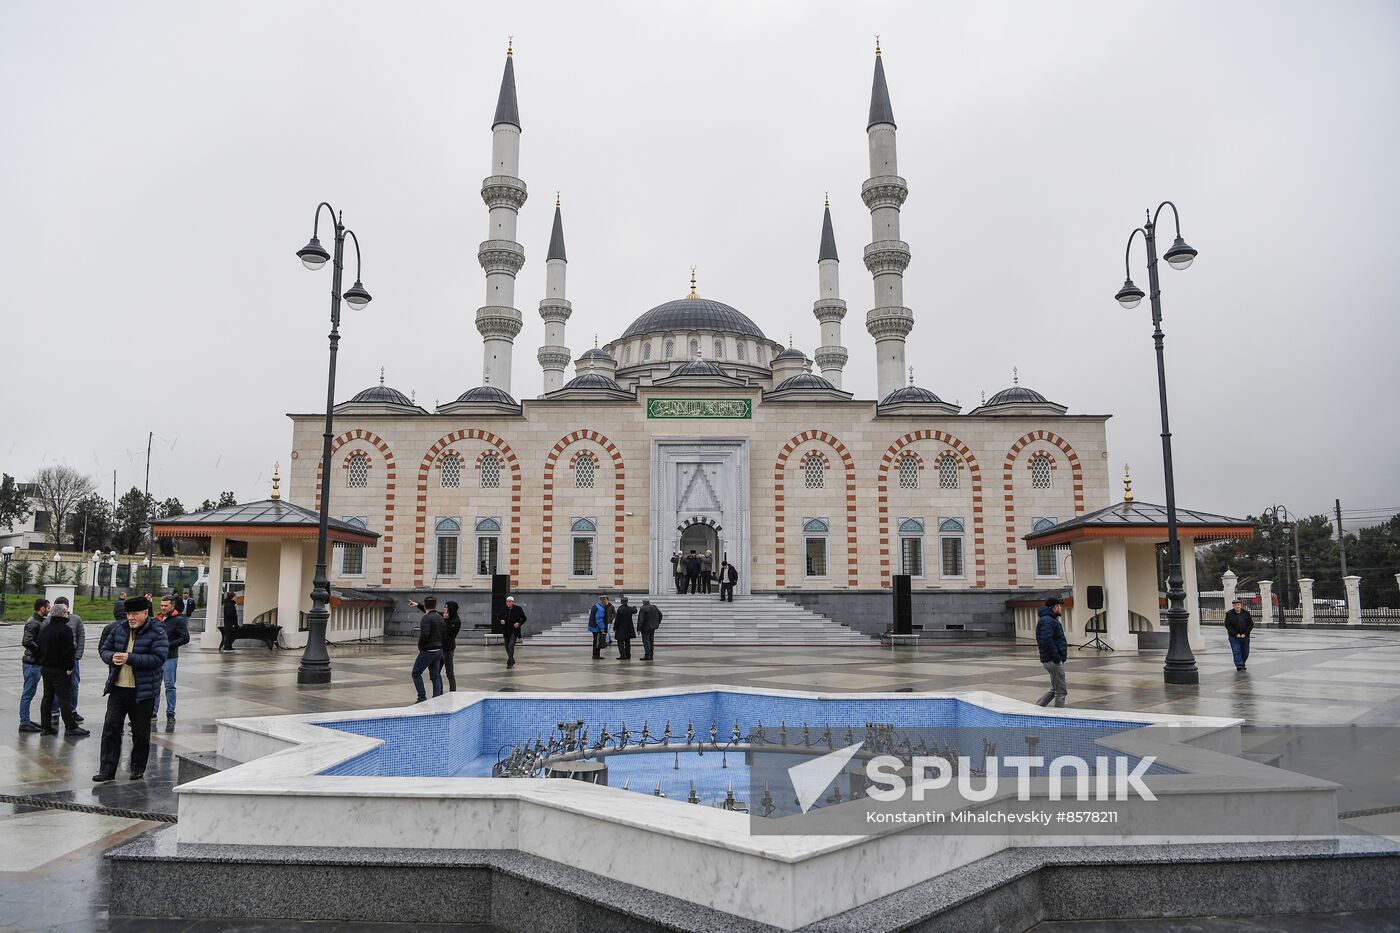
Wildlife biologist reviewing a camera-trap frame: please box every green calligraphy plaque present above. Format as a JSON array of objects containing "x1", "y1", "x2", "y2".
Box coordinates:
[{"x1": 646, "y1": 398, "x2": 752, "y2": 419}]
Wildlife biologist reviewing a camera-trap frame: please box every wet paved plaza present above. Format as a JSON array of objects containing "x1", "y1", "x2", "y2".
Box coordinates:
[{"x1": 3, "y1": 621, "x2": 1400, "y2": 931}]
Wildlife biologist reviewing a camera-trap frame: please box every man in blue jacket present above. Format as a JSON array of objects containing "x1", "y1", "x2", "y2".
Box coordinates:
[
  {"x1": 1035, "y1": 596, "x2": 1069, "y2": 708},
  {"x1": 94, "y1": 596, "x2": 168, "y2": 782},
  {"x1": 151, "y1": 595, "x2": 189, "y2": 724},
  {"x1": 588, "y1": 596, "x2": 608, "y2": 659}
]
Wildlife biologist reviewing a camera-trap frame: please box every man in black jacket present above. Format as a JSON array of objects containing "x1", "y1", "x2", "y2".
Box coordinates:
[
  {"x1": 684, "y1": 550, "x2": 701, "y2": 594},
  {"x1": 717, "y1": 561, "x2": 739, "y2": 602},
  {"x1": 95, "y1": 597, "x2": 168, "y2": 782},
  {"x1": 1224, "y1": 597, "x2": 1254, "y2": 671},
  {"x1": 37, "y1": 604, "x2": 89, "y2": 736},
  {"x1": 152, "y1": 596, "x2": 189, "y2": 724},
  {"x1": 500, "y1": 596, "x2": 526, "y2": 668},
  {"x1": 19, "y1": 599, "x2": 49, "y2": 733},
  {"x1": 410, "y1": 596, "x2": 444, "y2": 702},
  {"x1": 637, "y1": 599, "x2": 662, "y2": 661}
]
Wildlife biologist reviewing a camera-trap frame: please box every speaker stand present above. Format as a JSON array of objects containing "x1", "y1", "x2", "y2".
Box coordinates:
[{"x1": 1078, "y1": 634, "x2": 1114, "y2": 651}]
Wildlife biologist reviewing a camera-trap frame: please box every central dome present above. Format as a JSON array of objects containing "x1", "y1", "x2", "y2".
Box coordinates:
[{"x1": 620, "y1": 297, "x2": 767, "y2": 340}]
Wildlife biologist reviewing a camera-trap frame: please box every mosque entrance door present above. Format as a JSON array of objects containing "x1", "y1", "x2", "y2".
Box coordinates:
[{"x1": 651, "y1": 439, "x2": 749, "y2": 595}]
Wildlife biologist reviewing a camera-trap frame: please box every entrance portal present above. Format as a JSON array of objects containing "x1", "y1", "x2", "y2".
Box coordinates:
[
  {"x1": 679, "y1": 523, "x2": 718, "y2": 558},
  {"x1": 651, "y1": 439, "x2": 750, "y2": 595}
]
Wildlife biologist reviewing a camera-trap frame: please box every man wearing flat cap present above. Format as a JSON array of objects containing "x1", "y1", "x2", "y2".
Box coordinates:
[
  {"x1": 94, "y1": 596, "x2": 168, "y2": 782},
  {"x1": 1224, "y1": 597, "x2": 1254, "y2": 671}
]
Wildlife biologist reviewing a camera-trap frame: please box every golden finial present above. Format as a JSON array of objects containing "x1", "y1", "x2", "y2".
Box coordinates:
[
  {"x1": 1123, "y1": 464, "x2": 1134, "y2": 502},
  {"x1": 507, "y1": 36, "x2": 513, "y2": 57},
  {"x1": 875, "y1": 35, "x2": 881, "y2": 57},
  {"x1": 271, "y1": 462, "x2": 281, "y2": 501},
  {"x1": 688, "y1": 266, "x2": 698, "y2": 299}
]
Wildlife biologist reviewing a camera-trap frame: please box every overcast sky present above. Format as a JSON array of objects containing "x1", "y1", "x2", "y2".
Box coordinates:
[{"x1": 2, "y1": 1, "x2": 1397, "y2": 526}]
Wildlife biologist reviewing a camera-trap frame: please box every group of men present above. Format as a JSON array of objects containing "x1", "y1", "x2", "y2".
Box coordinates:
[
  {"x1": 669, "y1": 549, "x2": 739, "y2": 601},
  {"x1": 587, "y1": 595, "x2": 662, "y2": 661},
  {"x1": 19, "y1": 590, "x2": 191, "y2": 783}
]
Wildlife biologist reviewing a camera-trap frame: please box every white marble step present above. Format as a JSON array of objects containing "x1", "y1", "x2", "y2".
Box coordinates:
[{"x1": 523, "y1": 594, "x2": 874, "y2": 645}]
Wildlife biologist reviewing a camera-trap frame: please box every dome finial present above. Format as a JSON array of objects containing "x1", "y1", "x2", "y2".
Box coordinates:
[
  {"x1": 507, "y1": 35, "x2": 513, "y2": 58},
  {"x1": 594, "y1": 333, "x2": 599, "y2": 349},
  {"x1": 555, "y1": 191, "x2": 560, "y2": 208},
  {"x1": 379, "y1": 365, "x2": 385, "y2": 387},
  {"x1": 981, "y1": 389, "x2": 987, "y2": 405},
  {"x1": 824, "y1": 191, "x2": 829, "y2": 208},
  {"x1": 1123, "y1": 464, "x2": 1134, "y2": 502},
  {"x1": 410, "y1": 389, "x2": 416, "y2": 404},
  {"x1": 688, "y1": 266, "x2": 698, "y2": 298},
  {"x1": 908, "y1": 366, "x2": 914, "y2": 387},
  {"x1": 875, "y1": 34, "x2": 881, "y2": 57},
  {"x1": 271, "y1": 462, "x2": 281, "y2": 501},
  {"x1": 1013, "y1": 366, "x2": 1019, "y2": 385},
  {"x1": 788, "y1": 333, "x2": 793, "y2": 348}
]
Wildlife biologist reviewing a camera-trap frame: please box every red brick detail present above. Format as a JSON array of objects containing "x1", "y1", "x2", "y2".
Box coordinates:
[
  {"x1": 540, "y1": 430, "x2": 627, "y2": 588},
  {"x1": 876, "y1": 431, "x2": 986, "y2": 589},
  {"x1": 314, "y1": 430, "x2": 397, "y2": 585},
  {"x1": 1002, "y1": 434, "x2": 1086, "y2": 587},
  {"x1": 773, "y1": 431, "x2": 859, "y2": 588},
  {"x1": 414, "y1": 430, "x2": 521, "y2": 586}
]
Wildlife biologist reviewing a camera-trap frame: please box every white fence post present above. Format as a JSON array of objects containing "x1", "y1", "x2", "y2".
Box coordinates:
[
  {"x1": 1259, "y1": 580, "x2": 1274, "y2": 625},
  {"x1": 1299, "y1": 578, "x2": 1314, "y2": 625},
  {"x1": 1344, "y1": 575, "x2": 1362, "y2": 626},
  {"x1": 1221, "y1": 569, "x2": 1237, "y2": 608}
]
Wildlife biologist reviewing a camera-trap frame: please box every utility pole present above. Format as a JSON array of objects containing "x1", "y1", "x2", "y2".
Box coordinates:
[
  {"x1": 112, "y1": 470, "x2": 117, "y2": 511},
  {"x1": 144, "y1": 432, "x2": 153, "y2": 502},
  {"x1": 1292, "y1": 520, "x2": 1303, "y2": 600},
  {"x1": 1335, "y1": 499, "x2": 1348, "y2": 577}
]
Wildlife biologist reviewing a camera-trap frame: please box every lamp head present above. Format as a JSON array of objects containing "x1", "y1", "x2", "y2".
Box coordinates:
[
  {"x1": 1163, "y1": 235, "x2": 1197, "y2": 270},
  {"x1": 1115, "y1": 278, "x2": 1145, "y2": 310},
  {"x1": 342, "y1": 280, "x2": 372, "y2": 310},
  {"x1": 297, "y1": 236, "x2": 331, "y2": 271}
]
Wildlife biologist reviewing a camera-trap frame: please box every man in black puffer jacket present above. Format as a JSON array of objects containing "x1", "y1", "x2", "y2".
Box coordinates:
[
  {"x1": 1035, "y1": 597, "x2": 1069, "y2": 708},
  {"x1": 37, "y1": 604, "x2": 89, "y2": 736},
  {"x1": 94, "y1": 597, "x2": 168, "y2": 782}
]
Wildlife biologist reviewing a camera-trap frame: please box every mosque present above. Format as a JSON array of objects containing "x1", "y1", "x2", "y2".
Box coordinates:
[{"x1": 284, "y1": 43, "x2": 1111, "y2": 630}]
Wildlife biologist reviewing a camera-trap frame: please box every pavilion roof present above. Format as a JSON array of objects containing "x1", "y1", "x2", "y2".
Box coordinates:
[
  {"x1": 152, "y1": 499, "x2": 379, "y2": 546},
  {"x1": 1023, "y1": 500, "x2": 1253, "y2": 549}
]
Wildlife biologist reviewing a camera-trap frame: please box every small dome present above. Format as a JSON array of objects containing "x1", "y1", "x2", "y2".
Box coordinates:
[
  {"x1": 579, "y1": 347, "x2": 614, "y2": 362},
  {"x1": 775, "y1": 372, "x2": 835, "y2": 391},
  {"x1": 773, "y1": 347, "x2": 807, "y2": 362},
  {"x1": 621, "y1": 297, "x2": 767, "y2": 340},
  {"x1": 454, "y1": 385, "x2": 517, "y2": 405},
  {"x1": 349, "y1": 384, "x2": 413, "y2": 406},
  {"x1": 564, "y1": 372, "x2": 622, "y2": 390},
  {"x1": 670, "y1": 358, "x2": 728, "y2": 377},
  {"x1": 986, "y1": 385, "x2": 1051, "y2": 406},
  {"x1": 881, "y1": 385, "x2": 946, "y2": 406}
]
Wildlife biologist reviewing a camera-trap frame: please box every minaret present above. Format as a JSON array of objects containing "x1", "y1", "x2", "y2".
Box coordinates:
[
  {"x1": 813, "y1": 194, "x2": 849, "y2": 388},
  {"x1": 862, "y1": 39, "x2": 914, "y2": 402},
  {"x1": 476, "y1": 41, "x2": 527, "y2": 397},
  {"x1": 537, "y1": 193, "x2": 572, "y2": 393}
]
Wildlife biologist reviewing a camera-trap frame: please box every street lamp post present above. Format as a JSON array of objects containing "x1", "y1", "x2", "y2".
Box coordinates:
[
  {"x1": 0, "y1": 545, "x2": 14, "y2": 615},
  {"x1": 107, "y1": 554, "x2": 118, "y2": 598},
  {"x1": 1264, "y1": 505, "x2": 1291, "y2": 627},
  {"x1": 1114, "y1": 201, "x2": 1200, "y2": 686},
  {"x1": 91, "y1": 551, "x2": 101, "y2": 599},
  {"x1": 294, "y1": 202, "x2": 373, "y2": 686}
]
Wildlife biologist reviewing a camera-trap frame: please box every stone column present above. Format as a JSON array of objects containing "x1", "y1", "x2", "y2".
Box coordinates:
[
  {"x1": 1258, "y1": 580, "x2": 1273, "y2": 626},
  {"x1": 277, "y1": 540, "x2": 306, "y2": 644},
  {"x1": 1299, "y1": 578, "x2": 1314, "y2": 625},
  {"x1": 1103, "y1": 538, "x2": 1131, "y2": 649},
  {"x1": 1221, "y1": 569, "x2": 1237, "y2": 607},
  {"x1": 1181, "y1": 540, "x2": 1204, "y2": 651},
  {"x1": 1344, "y1": 575, "x2": 1362, "y2": 625},
  {"x1": 160, "y1": 563, "x2": 170, "y2": 587},
  {"x1": 201, "y1": 536, "x2": 227, "y2": 649}
]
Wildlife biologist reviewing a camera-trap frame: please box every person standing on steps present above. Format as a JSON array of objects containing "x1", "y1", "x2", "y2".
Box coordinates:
[
  {"x1": 701, "y1": 550, "x2": 715, "y2": 594},
  {"x1": 684, "y1": 549, "x2": 701, "y2": 594},
  {"x1": 613, "y1": 596, "x2": 636, "y2": 660},
  {"x1": 94, "y1": 596, "x2": 168, "y2": 783},
  {"x1": 671, "y1": 551, "x2": 686, "y2": 594},
  {"x1": 718, "y1": 560, "x2": 738, "y2": 602},
  {"x1": 409, "y1": 596, "x2": 444, "y2": 702},
  {"x1": 442, "y1": 601, "x2": 462, "y2": 690},
  {"x1": 1034, "y1": 597, "x2": 1069, "y2": 708},
  {"x1": 637, "y1": 598, "x2": 662, "y2": 661},
  {"x1": 500, "y1": 596, "x2": 526, "y2": 668},
  {"x1": 588, "y1": 596, "x2": 609, "y2": 659},
  {"x1": 1224, "y1": 596, "x2": 1254, "y2": 671},
  {"x1": 37, "y1": 603, "x2": 89, "y2": 736}
]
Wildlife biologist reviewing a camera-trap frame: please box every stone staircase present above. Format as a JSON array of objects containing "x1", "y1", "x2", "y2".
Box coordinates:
[{"x1": 521, "y1": 593, "x2": 877, "y2": 646}]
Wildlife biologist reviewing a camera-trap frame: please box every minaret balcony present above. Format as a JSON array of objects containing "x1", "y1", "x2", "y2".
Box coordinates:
[
  {"x1": 537, "y1": 297, "x2": 572, "y2": 323},
  {"x1": 862, "y1": 240, "x2": 911, "y2": 276},
  {"x1": 475, "y1": 304, "x2": 524, "y2": 340},
  {"x1": 536, "y1": 346, "x2": 572, "y2": 370},
  {"x1": 478, "y1": 239, "x2": 526, "y2": 276},
  {"x1": 481, "y1": 175, "x2": 528, "y2": 211},
  {"x1": 861, "y1": 175, "x2": 908, "y2": 210},
  {"x1": 814, "y1": 345, "x2": 850, "y2": 370},
  {"x1": 812, "y1": 298, "x2": 848, "y2": 323},
  {"x1": 865, "y1": 306, "x2": 914, "y2": 340}
]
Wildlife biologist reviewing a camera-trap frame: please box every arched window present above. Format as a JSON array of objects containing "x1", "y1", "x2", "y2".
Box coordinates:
[
  {"x1": 346, "y1": 452, "x2": 369, "y2": 488},
  {"x1": 898, "y1": 518, "x2": 925, "y2": 577},
  {"x1": 663, "y1": 339, "x2": 674, "y2": 359},
  {"x1": 475, "y1": 517, "x2": 501, "y2": 576},
  {"x1": 1033, "y1": 517, "x2": 1059, "y2": 577},
  {"x1": 479, "y1": 454, "x2": 501, "y2": 489},
  {"x1": 688, "y1": 338, "x2": 699, "y2": 357},
  {"x1": 802, "y1": 454, "x2": 825, "y2": 489},
  {"x1": 736, "y1": 342, "x2": 746, "y2": 362},
  {"x1": 574, "y1": 454, "x2": 596, "y2": 489},
  {"x1": 435, "y1": 517, "x2": 461, "y2": 577},
  {"x1": 571, "y1": 517, "x2": 597, "y2": 577},
  {"x1": 897, "y1": 455, "x2": 919, "y2": 489},
  {"x1": 802, "y1": 518, "x2": 829, "y2": 578},
  {"x1": 1031, "y1": 454, "x2": 1053, "y2": 489},
  {"x1": 440, "y1": 455, "x2": 461, "y2": 489},
  {"x1": 714, "y1": 339, "x2": 724, "y2": 359},
  {"x1": 938, "y1": 518, "x2": 965, "y2": 578},
  {"x1": 938, "y1": 454, "x2": 959, "y2": 490},
  {"x1": 643, "y1": 342, "x2": 652, "y2": 361},
  {"x1": 337, "y1": 516, "x2": 368, "y2": 576},
  {"x1": 623, "y1": 346, "x2": 632, "y2": 365}
]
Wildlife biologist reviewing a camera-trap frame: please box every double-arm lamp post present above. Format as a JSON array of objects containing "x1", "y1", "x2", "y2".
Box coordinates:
[
  {"x1": 294, "y1": 202, "x2": 372, "y2": 685},
  {"x1": 1114, "y1": 202, "x2": 1200, "y2": 686},
  {"x1": 1263, "y1": 504, "x2": 1292, "y2": 627}
]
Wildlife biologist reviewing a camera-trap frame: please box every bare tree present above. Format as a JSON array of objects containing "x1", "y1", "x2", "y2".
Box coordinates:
[{"x1": 29, "y1": 464, "x2": 97, "y2": 549}]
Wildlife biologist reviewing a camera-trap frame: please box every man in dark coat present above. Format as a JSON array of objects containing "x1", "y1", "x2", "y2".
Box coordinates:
[
  {"x1": 700, "y1": 550, "x2": 714, "y2": 594},
  {"x1": 152, "y1": 596, "x2": 189, "y2": 723},
  {"x1": 1034, "y1": 597, "x2": 1069, "y2": 708},
  {"x1": 112, "y1": 591, "x2": 128, "y2": 623},
  {"x1": 500, "y1": 596, "x2": 526, "y2": 668},
  {"x1": 52, "y1": 597, "x2": 85, "y2": 725},
  {"x1": 19, "y1": 599, "x2": 49, "y2": 733},
  {"x1": 684, "y1": 550, "x2": 701, "y2": 594},
  {"x1": 612, "y1": 596, "x2": 637, "y2": 660},
  {"x1": 1224, "y1": 597, "x2": 1254, "y2": 671},
  {"x1": 222, "y1": 591, "x2": 239, "y2": 628},
  {"x1": 95, "y1": 597, "x2": 169, "y2": 782},
  {"x1": 442, "y1": 600, "x2": 462, "y2": 691},
  {"x1": 671, "y1": 551, "x2": 686, "y2": 594},
  {"x1": 637, "y1": 599, "x2": 662, "y2": 661},
  {"x1": 410, "y1": 596, "x2": 444, "y2": 702},
  {"x1": 717, "y1": 560, "x2": 739, "y2": 602},
  {"x1": 37, "y1": 603, "x2": 89, "y2": 736}
]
